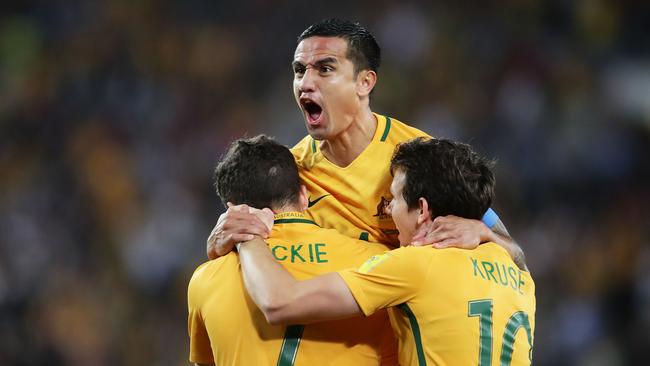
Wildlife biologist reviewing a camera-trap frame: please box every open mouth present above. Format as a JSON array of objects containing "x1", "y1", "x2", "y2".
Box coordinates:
[{"x1": 301, "y1": 98, "x2": 323, "y2": 124}]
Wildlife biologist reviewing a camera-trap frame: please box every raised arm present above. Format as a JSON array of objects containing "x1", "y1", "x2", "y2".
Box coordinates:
[{"x1": 237, "y1": 237, "x2": 362, "y2": 325}]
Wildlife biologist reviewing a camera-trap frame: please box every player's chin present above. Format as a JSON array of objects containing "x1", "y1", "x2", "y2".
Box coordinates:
[{"x1": 305, "y1": 125, "x2": 329, "y2": 140}]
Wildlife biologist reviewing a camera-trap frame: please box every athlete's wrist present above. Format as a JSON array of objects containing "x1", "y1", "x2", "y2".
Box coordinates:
[{"x1": 478, "y1": 220, "x2": 496, "y2": 244}]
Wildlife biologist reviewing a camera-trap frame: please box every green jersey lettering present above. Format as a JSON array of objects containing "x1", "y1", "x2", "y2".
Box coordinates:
[
  {"x1": 471, "y1": 258, "x2": 486, "y2": 279},
  {"x1": 315, "y1": 243, "x2": 328, "y2": 263},
  {"x1": 272, "y1": 246, "x2": 288, "y2": 261},
  {"x1": 290, "y1": 245, "x2": 305, "y2": 263}
]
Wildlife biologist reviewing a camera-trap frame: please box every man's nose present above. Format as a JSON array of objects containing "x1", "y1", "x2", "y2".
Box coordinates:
[{"x1": 297, "y1": 68, "x2": 317, "y2": 93}]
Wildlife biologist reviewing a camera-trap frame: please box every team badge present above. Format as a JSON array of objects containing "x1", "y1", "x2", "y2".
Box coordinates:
[{"x1": 373, "y1": 196, "x2": 391, "y2": 219}]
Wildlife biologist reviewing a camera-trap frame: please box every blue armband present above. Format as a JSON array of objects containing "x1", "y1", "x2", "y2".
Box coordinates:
[{"x1": 481, "y1": 208, "x2": 499, "y2": 229}]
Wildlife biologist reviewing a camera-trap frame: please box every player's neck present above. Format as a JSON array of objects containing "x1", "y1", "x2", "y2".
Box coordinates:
[
  {"x1": 271, "y1": 203, "x2": 304, "y2": 215},
  {"x1": 320, "y1": 109, "x2": 377, "y2": 167}
]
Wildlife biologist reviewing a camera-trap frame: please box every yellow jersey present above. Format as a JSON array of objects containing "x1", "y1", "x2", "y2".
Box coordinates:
[
  {"x1": 188, "y1": 212, "x2": 397, "y2": 366},
  {"x1": 338, "y1": 243, "x2": 536, "y2": 366},
  {"x1": 292, "y1": 113, "x2": 429, "y2": 247}
]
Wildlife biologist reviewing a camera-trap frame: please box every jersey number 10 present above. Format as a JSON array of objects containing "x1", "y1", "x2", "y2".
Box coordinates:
[{"x1": 468, "y1": 299, "x2": 533, "y2": 366}]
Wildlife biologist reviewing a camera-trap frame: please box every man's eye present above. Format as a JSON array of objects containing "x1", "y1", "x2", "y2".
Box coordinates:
[
  {"x1": 293, "y1": 66, "x2": 305, "y2": 74},
  {"x1": 320, "y1": 66, "x2": 333, "y2": 73}
]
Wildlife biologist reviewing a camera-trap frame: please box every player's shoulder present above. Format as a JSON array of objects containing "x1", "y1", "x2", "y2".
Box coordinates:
[
  {"x1": 189, "y1": 254, "x2": 236, "y2": 289},
  {"x1": 315, "y1": 226, "x2": 390, "y2": 255},
  {"x1": 477, "y1": 243, "x2": 536, "y2": 279},
  {"x1": 474, "y1": 242, "x2": 518, "y2": 263},
  {"x1": 374, "y1": 113, "x2": 431, "y2": 146},
  {"x1": 290, "y1": 135, "x2": 311, "y2": 154},
  {"x1": 354, "y1": 246, "x2": 433, "y2": 279},
  {"x1": 374, "y1": 245, "x2": 436, "y2": 268},
  {"x1": 190, "y1": 260, "x2": 215, "y2": 280},
  {"x1": 290, "y1": 135, "x2": 320, "y2": 168},
  {"x1": 390, "y1": 245, "x2": 478, "y2": 270},
  {"x1": 416, "y1": 243, "x2": 511, "y2": 264},
  {"x1": 313, "y1": 225, "x2": 367, "y2": 246},
  {"x1": 290, "y1": 135, "x2": 312, "y2": 159},
  {"x1": 393, "y1": 245, "x2": 441, "y2": 260}
]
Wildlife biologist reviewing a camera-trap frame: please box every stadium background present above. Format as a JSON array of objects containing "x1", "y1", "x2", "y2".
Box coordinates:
[{"x1": 1, "y1": 1, "x2": 649, "y2": 365}]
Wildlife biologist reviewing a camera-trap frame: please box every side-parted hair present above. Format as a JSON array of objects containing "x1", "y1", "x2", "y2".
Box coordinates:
[
  {"x1": 298, "y1": 18, "x2": 381, "y2": 75},
  {"x1": 390, "y1": 137, "x2": 495, "y2": 221},
  {"x1": 214, "y1": 135, "x2": 300, "y2": 209}
]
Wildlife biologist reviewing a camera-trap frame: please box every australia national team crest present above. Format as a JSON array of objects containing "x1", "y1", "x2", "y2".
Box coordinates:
[{"x1": 373, "y1": 196, "x2": 392, "y2": 220}]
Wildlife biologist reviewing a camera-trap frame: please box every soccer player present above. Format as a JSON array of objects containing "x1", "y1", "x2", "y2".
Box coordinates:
[
  {"x1": 188, "y1": 135, "x2": 398, "y2": 365},
  {"x1": 237, "y1": 137, "x2": 536, "y2": 366},
  {"x1": 206, "y1": 19, "x2": 526, "y2": 270}
]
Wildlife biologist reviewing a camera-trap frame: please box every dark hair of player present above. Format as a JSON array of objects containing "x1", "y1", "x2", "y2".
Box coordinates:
[
  {"x1": 298, "y1": 18, "x2": 381, "y2": 75},
  {"x1": 214, "y1": 135, "x2": 300, "y2": 210},
  {"x1": 390, "y1": 137, "x2": 495, "y2": 221}
]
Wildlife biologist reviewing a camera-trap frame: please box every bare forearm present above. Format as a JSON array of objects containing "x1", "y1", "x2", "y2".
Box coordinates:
[
  {"x1": 490, "y1": 233, "x2": 527, "y2": 271},
  {"x1": 238, "y1": 237, "x2": 296, "y2": 318},
  {"x1": 485, "y1": 220, "x2": 528, "y2": 271},
  {"x1": 238, "y1": 238, "x2": 362, "y2": 324}
]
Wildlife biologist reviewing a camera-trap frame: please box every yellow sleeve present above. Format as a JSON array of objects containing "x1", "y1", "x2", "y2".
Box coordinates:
[
  {"x1": 338, "y1": 248, "x2": 429, "y2": 316},
  {"x1": 187, "y1": 273, "x2": 214, "y2": 364}
]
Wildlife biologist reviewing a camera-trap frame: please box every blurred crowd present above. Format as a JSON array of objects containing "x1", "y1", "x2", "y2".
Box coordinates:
[{"x1": 0, "y1": 1, "x2": 649, "y2": 365}]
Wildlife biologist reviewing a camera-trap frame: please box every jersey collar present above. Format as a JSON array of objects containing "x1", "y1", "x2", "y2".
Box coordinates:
[
  {"x1": 309, "y1": 113, "x2": 392, "y2": 154},
  {"x1": 273, "y1": 212, "x2": 319, "y2": 226}
]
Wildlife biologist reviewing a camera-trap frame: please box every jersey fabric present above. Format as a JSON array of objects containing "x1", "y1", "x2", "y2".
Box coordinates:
[
  {"x1": 338, "y1": 243, "x2": 536, "y2": 366},
  {"x1": 188, "y1": 212, "x2": 397, "y2": 366},
  {"x1": 292, "y1": 113, "x2": 429, "y2": 247}
]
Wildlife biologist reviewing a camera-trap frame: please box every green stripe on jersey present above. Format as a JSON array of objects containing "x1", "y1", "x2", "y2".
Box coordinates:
[
  {"x1": 397, "y1": 303, "x2": 427, "y2": 366},
  {"x1": 274, "y1": 218, "x2": 319, "y2": 226},
  {"x1": 380, "y1": 116, "x2": 392, "y2": 142},
  {"x1": 277, "y1": 325, "x2": 304, "y2": 366}
]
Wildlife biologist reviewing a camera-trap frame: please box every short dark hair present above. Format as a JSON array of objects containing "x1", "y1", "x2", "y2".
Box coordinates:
[
  {"x1": 214, "y1": 135, "x2": 300, "y2": 210},
  {"x1": 390, "y1": 137, "x2": 495, "y2": 220},
  {"x1": 298, "y1": 18, "x2": 381, "y2": 75}
]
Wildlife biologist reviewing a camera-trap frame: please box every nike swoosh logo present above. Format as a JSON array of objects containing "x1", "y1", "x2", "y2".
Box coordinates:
[{"x1": 308, "y1": 194, "x2": 330, "y2": 208}]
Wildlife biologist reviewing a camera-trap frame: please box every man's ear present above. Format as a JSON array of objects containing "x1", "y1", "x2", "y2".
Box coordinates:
[
  {"x1": 356, "y1": 70, "x2": 377, "y2": 98},
  {"x1": 417, "y1": 197, "x2": 432, "y2": 225},
  {"x1": 298, "y1": 185, "x2": 309, "y2": 211}
]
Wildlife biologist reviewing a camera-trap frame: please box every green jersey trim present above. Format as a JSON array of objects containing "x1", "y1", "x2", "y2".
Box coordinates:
[
  {"x1": 276, "y1": 325, "x2": 305, "y2": 366},
  {"x1": 380, "y1": 116, "x2": 392, "y2": 142},
  {"x1": 397, "y1": 303, "x2": 427, "y2": 366},
  {"x1": 274, "y1": 218, "x2": 320, "y2": 226}
]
